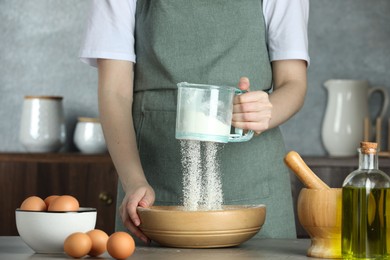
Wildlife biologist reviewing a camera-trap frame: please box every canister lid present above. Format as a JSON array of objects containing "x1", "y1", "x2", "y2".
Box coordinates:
[
  {"x1": 78, "y1": 117, "x2": 100, "y2": 123},
  {"x1": 360, "y1": 141, "x2": 377, "y2": 154},
  {"x1": 24, "y1": 95, "x2": 63, "y2": 100}
]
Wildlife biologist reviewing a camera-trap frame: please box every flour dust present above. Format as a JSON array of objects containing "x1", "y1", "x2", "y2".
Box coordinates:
[{"x1": 180, "y1": 140, "x2": 223, "y2": 211}]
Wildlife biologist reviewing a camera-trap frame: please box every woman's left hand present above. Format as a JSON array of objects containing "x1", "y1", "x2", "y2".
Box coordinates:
[{"x1": 232, "y1": 77, "x2": 272, "y2": 135}]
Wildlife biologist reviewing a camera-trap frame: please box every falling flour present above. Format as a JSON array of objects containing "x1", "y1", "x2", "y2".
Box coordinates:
[
  {"x1": 180, "y1": 140, "x2": 202, "y2": 211},
  {"x1": 180, "y1": 140, "x2": 223, "y2": 211},
  {"x1": 202, "y1": 142, "x2": 223, "y2": 210}
]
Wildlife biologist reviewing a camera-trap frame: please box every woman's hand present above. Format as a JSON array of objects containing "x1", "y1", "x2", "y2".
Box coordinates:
[
  {"x1": 119, "y1": 181, "x2": 155, "y2": 244},
  {"x1": 233, "y1": 60, "x2": 307, "y2": 134},
  {"x1": 232, "y1": 77, "x2": 272, "y2": 135}
]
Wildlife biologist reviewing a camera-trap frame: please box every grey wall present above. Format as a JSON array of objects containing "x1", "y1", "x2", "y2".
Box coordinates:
[
  {"x1": 0, "y1": 0, "x2": 98, "y2": 151},
  {"x1": 281, "y1": 0, "x2": 390, "y2": 155},
  {"x1": 1, "y1": 0, "x2": 390, "y2": 155}
]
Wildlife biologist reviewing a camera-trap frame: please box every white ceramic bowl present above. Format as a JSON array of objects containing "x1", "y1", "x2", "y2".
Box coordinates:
[{"x1": 15, "y1": 207, "x2": 97, "y2": 253}]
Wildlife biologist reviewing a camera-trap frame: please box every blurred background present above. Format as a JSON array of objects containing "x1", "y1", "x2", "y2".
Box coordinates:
[{"x1": 1, "y1": 0, "x2": 389, "y2": 155}]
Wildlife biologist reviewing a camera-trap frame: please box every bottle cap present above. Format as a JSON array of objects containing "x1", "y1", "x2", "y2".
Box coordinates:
[{"x1": 360, "y1": 142, "x2": 377, "y2": 154}]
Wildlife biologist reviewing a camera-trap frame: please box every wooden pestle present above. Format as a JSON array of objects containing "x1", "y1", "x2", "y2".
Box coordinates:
[{"x1": 284, "y1": 151, "x2": 330, "y2": 190}]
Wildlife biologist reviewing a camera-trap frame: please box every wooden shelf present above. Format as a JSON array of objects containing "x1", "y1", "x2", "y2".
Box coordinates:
[
  {"x1": 0, "y1": 153, "x2": 118, "y2": 235},
  {"x1": 4, "y1": 153, "x2": 390, "y2": 238},
  {"x1": 0, "y1": 152, "x2": 112, "y2": 163},
  {"x1": 303, "y1": 155, "x2": 390, "y2": 167}
]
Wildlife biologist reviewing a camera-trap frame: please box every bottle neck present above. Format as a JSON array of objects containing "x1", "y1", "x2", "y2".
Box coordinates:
[{"x1": 358, "y1": 149, "x2": 378, "y2": 170}]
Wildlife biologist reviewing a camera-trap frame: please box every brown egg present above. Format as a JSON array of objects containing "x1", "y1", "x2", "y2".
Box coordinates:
[
  {"x1": 86, "y1": 229, "x2": 109, "y2": 257},
  {"x1": 20, "y1": 196, "x2": 47, "y2": 211},
  {"x1": 48, "y1": 195, "x2": 79, "y2": 212},
  {"x1": 64, "y1": 232, "x2": 92, "y2": 258},
  {"x1": 43, "y1": 195, "x2": 60, "y2": 208},
  {"x1": 107, "y1": 232, "x2": 135, "y2": 259}
]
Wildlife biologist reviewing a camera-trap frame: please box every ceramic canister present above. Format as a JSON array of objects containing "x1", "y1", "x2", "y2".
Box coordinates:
[
  {"x1": 19, "y1": 96, "x2": 66, "y2": 153},
  {"x1": 73, "y1": 117, "x2": 107, "y2": 154}
]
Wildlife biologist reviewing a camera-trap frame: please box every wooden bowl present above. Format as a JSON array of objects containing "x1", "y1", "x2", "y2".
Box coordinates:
[
  {"x1": 297, "y1": 188, "x2": 342, "y2": 258},
  {"x1": 137, "y1": 205, "x2": 266, "y2": 248}
]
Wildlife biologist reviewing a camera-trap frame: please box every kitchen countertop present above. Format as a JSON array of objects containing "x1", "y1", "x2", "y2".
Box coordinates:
[{"x1": 0, "y1": 236, "x2": 324, "y2": 259}]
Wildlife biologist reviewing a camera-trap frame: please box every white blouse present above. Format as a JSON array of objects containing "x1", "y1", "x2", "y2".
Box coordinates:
[{"x1": 80, "y1": 0, "x2": 310, "y2": 67}]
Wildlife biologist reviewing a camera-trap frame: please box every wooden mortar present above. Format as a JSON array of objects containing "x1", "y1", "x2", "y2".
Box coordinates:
[
  {"x1": 298, "y1": 188, "x2": 342, "y2": 259},
  {"x1": 284, "y1": 151, "x2": 341, "y2": 258}
]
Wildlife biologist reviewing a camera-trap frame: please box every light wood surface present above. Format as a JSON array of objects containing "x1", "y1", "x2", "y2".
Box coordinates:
[{"x1": 0, "y1": 236, "x2": 317, "y2": 260}]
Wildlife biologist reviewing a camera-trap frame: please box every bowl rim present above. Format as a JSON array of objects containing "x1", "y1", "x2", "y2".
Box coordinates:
[
  {"x1": 137, "y1": 204, "x2": 266, "y2": 213},
  {"x1": 15, "y1": 207, "x2": 96, "y2": 213}
]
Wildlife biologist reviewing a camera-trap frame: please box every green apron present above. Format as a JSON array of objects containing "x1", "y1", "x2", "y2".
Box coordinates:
[{"x1": 116, "y1": 0, "x2": 296, "y2": 239}]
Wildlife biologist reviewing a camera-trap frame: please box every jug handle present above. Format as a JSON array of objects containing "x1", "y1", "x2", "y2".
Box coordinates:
[{"x1": 368, "y1": 86, "x2": 389, "y2": 119}]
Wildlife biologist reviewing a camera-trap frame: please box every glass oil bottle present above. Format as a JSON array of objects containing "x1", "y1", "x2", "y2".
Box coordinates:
[{"x1": 342, "y1": 142, "x2": 390, "y2": 259}]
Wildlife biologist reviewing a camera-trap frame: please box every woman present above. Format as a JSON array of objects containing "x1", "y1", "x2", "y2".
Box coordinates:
[{"x1": 80, "y1": 0, "x2": 309, "y2": 243}]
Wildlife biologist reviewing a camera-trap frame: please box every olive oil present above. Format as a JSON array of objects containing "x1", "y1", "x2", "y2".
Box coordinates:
[
  {"x1": 342, "y1": 142, "x2": 390, "y2": 259},
  {"x1": 342, "y1": 186, "x2": 390, "y2": 259}
]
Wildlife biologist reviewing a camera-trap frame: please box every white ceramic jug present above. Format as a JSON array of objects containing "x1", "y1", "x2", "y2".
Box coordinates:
[
  {"x1": 321, "y1": 80, "x2": 389, "y2": 156},
  {"x1": 19, "y1": 96, "x2": 66, "y2": 152}
]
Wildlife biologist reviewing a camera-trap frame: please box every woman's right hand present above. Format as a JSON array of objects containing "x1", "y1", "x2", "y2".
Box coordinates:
[{"x1": 119, "y1": 181, "x2": 155, "y2": 244}]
